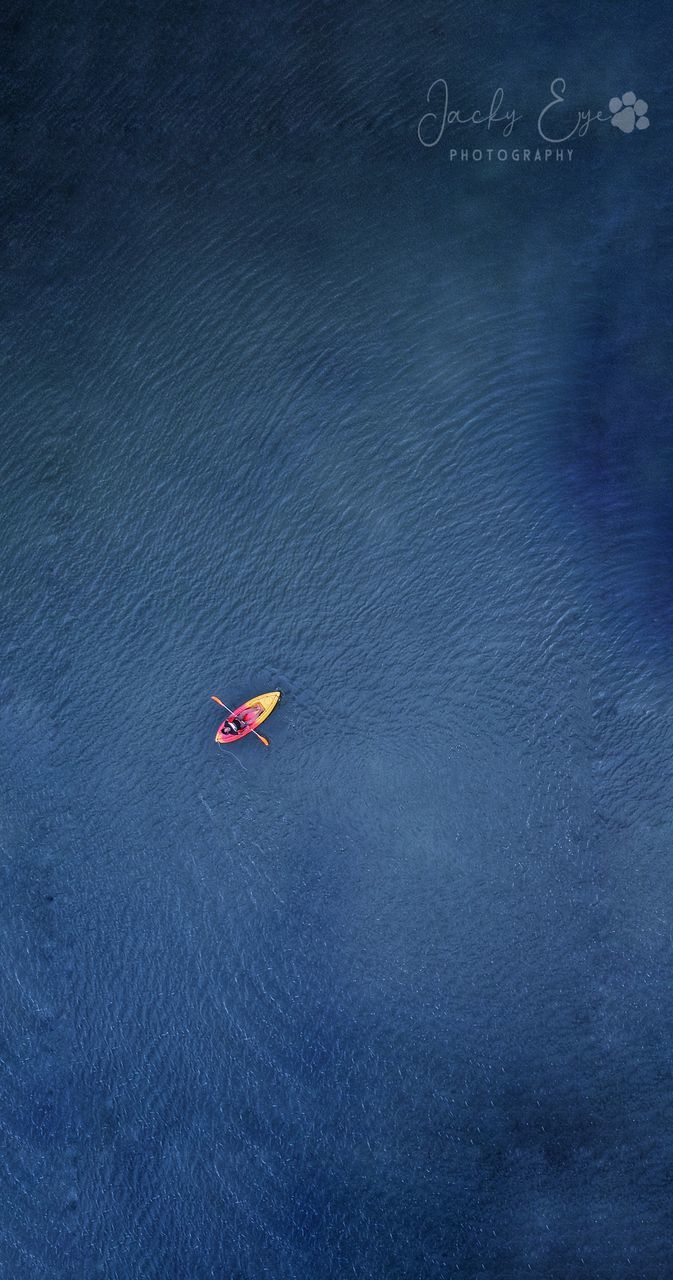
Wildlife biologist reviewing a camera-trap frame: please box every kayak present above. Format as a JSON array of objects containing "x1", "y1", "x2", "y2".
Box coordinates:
[{"x1": 215, "y1": 691, "x2": 282, "y2": 743}]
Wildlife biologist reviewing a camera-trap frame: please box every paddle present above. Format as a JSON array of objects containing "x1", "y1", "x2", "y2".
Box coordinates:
[{"x1": 211, "y1": 695, "x2": 270, "y2": 747}]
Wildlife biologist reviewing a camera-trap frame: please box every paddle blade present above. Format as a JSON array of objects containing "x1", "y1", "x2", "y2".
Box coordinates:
[
  {"x1": 256, "y1": 733, "x2": 270, "y2": 746},
  {"x1": 211, "y1": 695, "x2": 226, "y2": 708}
]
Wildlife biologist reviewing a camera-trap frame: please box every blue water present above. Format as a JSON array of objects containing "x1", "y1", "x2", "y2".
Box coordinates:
[{"x1": 3, "y1": 2, "x2": 673, "y2": 1276}]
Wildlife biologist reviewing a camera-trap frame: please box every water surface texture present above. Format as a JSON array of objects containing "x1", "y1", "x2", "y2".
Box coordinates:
[{"x1": 2, "y1": 2, "x2": 673, "y2": 1277}]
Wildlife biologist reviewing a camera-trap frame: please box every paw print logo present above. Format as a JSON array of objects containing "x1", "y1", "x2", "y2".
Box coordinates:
[{"x1": 609, "y1": 92, "x2": 649, "y2": 134}]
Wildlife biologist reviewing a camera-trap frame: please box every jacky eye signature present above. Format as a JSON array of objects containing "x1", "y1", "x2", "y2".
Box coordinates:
[{"x1": 418, "y1": 77, "x2": 650, "y2": 149}]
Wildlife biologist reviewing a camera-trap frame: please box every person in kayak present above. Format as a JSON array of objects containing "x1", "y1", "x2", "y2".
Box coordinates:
[{"x1": 224, "y1": 716, "x2": 244, "y2": 735}]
